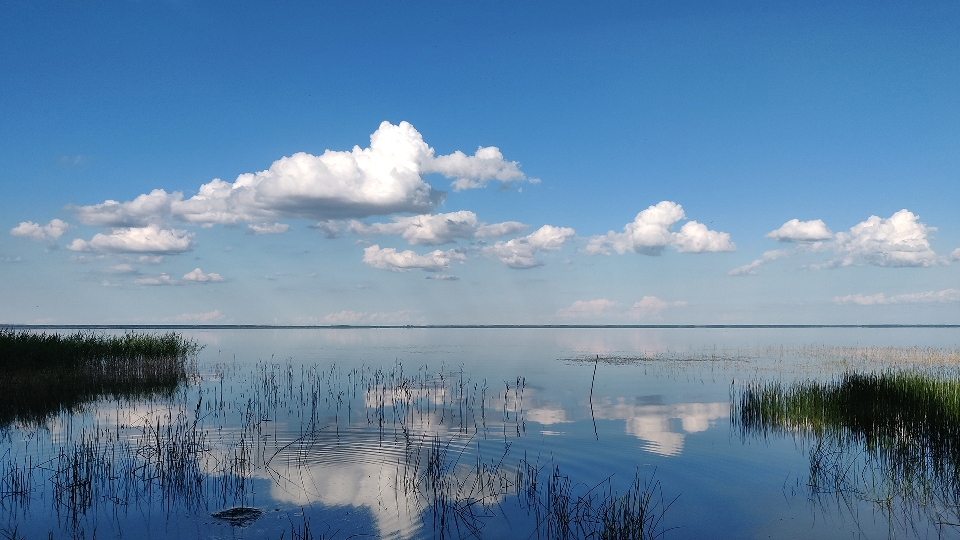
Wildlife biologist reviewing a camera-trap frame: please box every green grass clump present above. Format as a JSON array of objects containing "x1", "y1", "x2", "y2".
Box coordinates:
[
  {"x1": 0, "y1": 330, "x2": 199, "y2": 427},
  {"x1": 735, "y1": 369, "x2": 960, "y2": 526}
]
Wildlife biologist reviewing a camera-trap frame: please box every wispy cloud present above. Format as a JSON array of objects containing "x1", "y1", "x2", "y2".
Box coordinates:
[
  {"x1": 834, "y1": 289, "x2": 960, "y2": 305},
  {"x1": 163, "y1": 310, "x2": 224, "y2": 322},
  {"x1": 555, "y1": 296, "x2": 685, "y2": 320},
  {"x1": 322, "y1": 310, "x2": 420, "y2": 324}
]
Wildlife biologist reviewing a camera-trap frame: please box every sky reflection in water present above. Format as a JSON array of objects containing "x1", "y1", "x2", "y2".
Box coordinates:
[{"x1": 3, "y1": 327, "x2": 960, "y2": 539}]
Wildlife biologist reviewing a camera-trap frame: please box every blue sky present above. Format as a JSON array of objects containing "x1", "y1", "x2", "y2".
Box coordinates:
[{"x1": 2, "y1": 0, "x2": 959, "y2": 325}]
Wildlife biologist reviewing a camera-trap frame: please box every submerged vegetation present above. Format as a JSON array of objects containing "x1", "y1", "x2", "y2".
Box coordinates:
[
  {"x1": 0, "y1": 357, "x2": 673, "y2": 539},
  {"x1": 734, "y1": 368, "x2": 960, "y2": 533},
  {"x1": 0, "y1": 330, "x2": 198, "y2": 427}
]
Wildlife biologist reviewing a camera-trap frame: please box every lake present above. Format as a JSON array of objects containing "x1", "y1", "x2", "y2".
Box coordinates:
[{"x1": 3, "y1": 327, "x2": 960, "y2": 539}]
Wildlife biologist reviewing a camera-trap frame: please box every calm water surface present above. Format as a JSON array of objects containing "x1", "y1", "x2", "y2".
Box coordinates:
[{"x1": 3, "y1": 328, "x2": 960, "y2": 539}]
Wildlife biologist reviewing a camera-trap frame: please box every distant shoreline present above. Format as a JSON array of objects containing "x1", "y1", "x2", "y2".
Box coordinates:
[{"x1": 3, "y1": 324, "x2": 960, "y2": 330}]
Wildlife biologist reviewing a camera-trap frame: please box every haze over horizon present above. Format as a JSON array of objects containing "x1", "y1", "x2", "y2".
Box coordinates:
[{"x1": 3, "y1": 1, "x2": 959, "y2": 325}]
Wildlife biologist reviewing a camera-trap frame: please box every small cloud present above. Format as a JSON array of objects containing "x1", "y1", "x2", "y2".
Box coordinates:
[
  {"x1": 585, "y1": 201, "x2": 733, "y2": 256},
  {"x1": 729, "y1": 249, "x2": 790, "y2": 276},
  {"x1": 833, "y1": 289, "x2": 960, "y2": 305},
  {"x1": 138, "y1": 255, "x2": 164, "y2": 264},
  {"x1": 134, "y1": 273, "x2": 177, "y2": 286},
  {"x1": 766, "y1": 219, "x2": 833, "y2": 242},
  {"x1": 2, "y1": 255, "x2": 22, "y2": 263},
  {"x1": 630, "y1": 296, "x2": 685, "y2": 320},
  {"x1": 362, "y1": 244, "x2": 465, "y2": 272},
  {"x1": 426, "y1": 274, "x2": 459, "y2": 281},
  {"x1": 248, "y1": 222, "x2": 290, "y2": 235},
  {"x1": 182, "y1": 268, "x2": 225, "y2": 283},
  {"x1": 484, "y1": 225, "x2": 575, "y2": 269},
  {"x1": 164, "y1": 310, "x2": 223, "y2": 322},
  {"x1": 68, "y1": 226, "x2": 194, "y2": 255},
  {"x1": 312, "y1": 220, "x2": 343, "y2": 238},
  {"x1": 556, "y1": 296, "x2": 685, "y2": 320},
  {"x1": 10, "y1": 219, "x2": 70, "y2": 242},
  {"x1": 952, "y1": 248, "x2": 960, "y2": 261}
]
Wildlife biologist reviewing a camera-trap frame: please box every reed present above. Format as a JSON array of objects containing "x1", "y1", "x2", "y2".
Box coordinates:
[
  {"x1": 0, "y1": 330, "x2": 198, "y2": 427},
  {"x1": 734, "y1": 368, "x2": 960, "y2": 530}
]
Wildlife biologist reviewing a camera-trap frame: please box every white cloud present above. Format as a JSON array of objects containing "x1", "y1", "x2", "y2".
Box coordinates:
[
  {"x1": 348, "y1": 211, "x2": 526, "y2": 246},
  {"x1": 585, "y1": 201, "x2": 734, "y2": 256},
  {"x1": 484, "y1": 225, "x2": 575, "y2": 269},
  {"x1": 556, "y1": 299, "x2": 620, "y2": 318},
  {"x1": 834, "y1": 289, "x2": 960, "y2": 305},
  {"x1": 765, "y1": 219, "x2": 834, "y2": 242},
  {"x1": 73, "y1": 189, "x2": 177, "y2": 227},
  {"x1": 70, "y1": 122, "x2": 530, "y2": 229},
  {"x1": 10, "y1": 219, "x2": 69, "y2": 241},
  {"x1": 134, "y1": 273, "x2": 177, "y2": 286},
  {"x1": 672, "y1": 221, "x2": 736, "y2": 253},
  {"x1": 67, "y1": 226, "x2": 194, "y2": 254},
  {"x1": 952, "y1": 248, "x2": 960, "y2": 261},
  {"x1": 829, "y1": 209, "x2": 940, "y2": 268},
  {"x1": 182, "y1": 268, "x2": 225, "y2": 283},
  {"x1": 322, "y1": 310, "x2": 419, "y2": 324},
  {"x1": 247, "y1": 223, "x2": 290, "y2": 235},
  {"x1": 729, "y1": 249, "x2": 790, "y2": 276},
  {"x1": 740, "y1": 209, "x2": 943, "y2": 276},
  {"x1": 630, "y1": 296, "x2": 669, "y2": 319},
  {"x1": 475, "y1": 221, "x2": 528, "y2": 238},
  {"x1": 424, "y1": 146, "x2": 526, "y2": 191},
  {"x1": 361, "y1": 244, "x2": 465, "y2": 272}
]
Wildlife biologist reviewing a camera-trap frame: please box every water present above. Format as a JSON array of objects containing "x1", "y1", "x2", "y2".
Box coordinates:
[{"x1": 2, "y1": 327, "x2": 960, "y2": 539}]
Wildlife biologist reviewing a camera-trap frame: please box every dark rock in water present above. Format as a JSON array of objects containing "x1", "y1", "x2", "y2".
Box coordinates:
[{"x1": 211, "y1": 506, "x2": 264, "y2": 527}]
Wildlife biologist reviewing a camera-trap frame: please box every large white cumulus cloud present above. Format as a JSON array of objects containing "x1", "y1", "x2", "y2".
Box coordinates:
[
  {"x1": 70, "y1": 122, "x2": 531, "y2": 232},
  {"x1": 483, "y1": 225, "x2": 575, "y2": 269},
  {"x1": 830, "y1": 209, "x2": 939, "y2": 268},
  {"x1": 585, "y1": 201, "x2": 734, "y2": 256}
]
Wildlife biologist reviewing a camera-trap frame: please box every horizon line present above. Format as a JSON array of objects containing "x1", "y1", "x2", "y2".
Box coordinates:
[{"x1": 3, "y1": 324, "x2": 960, "y2": 330}]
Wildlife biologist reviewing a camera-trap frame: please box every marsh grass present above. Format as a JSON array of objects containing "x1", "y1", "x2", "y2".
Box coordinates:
[
  {"x1": 0, "y1": 330, "x2": 198, "y2": 427},
  {"x1": 734, "y1": 368, "x2": 960, "y2": 532},
  {"x1": 0, "y1": 357, "x2": 673, "y2": 539}
]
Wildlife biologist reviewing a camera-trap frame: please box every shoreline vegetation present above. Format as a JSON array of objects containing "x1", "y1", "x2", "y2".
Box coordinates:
[
  {"x1": 0, "y1": 330, "x2": 199, "y2": 427},
  {"x1": 735, "y1": 368, "x2": 960, "y2": 532}
]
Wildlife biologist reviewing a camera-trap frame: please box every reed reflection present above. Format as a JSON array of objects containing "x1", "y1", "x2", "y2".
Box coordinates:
[{"x1": 735, "y1": 369, "x2": 960, "y2": 532}]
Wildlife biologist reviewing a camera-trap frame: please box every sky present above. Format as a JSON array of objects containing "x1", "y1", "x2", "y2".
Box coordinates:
[{"x1": 2, "y1": 0, "x2": 959, "y2": 325}]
